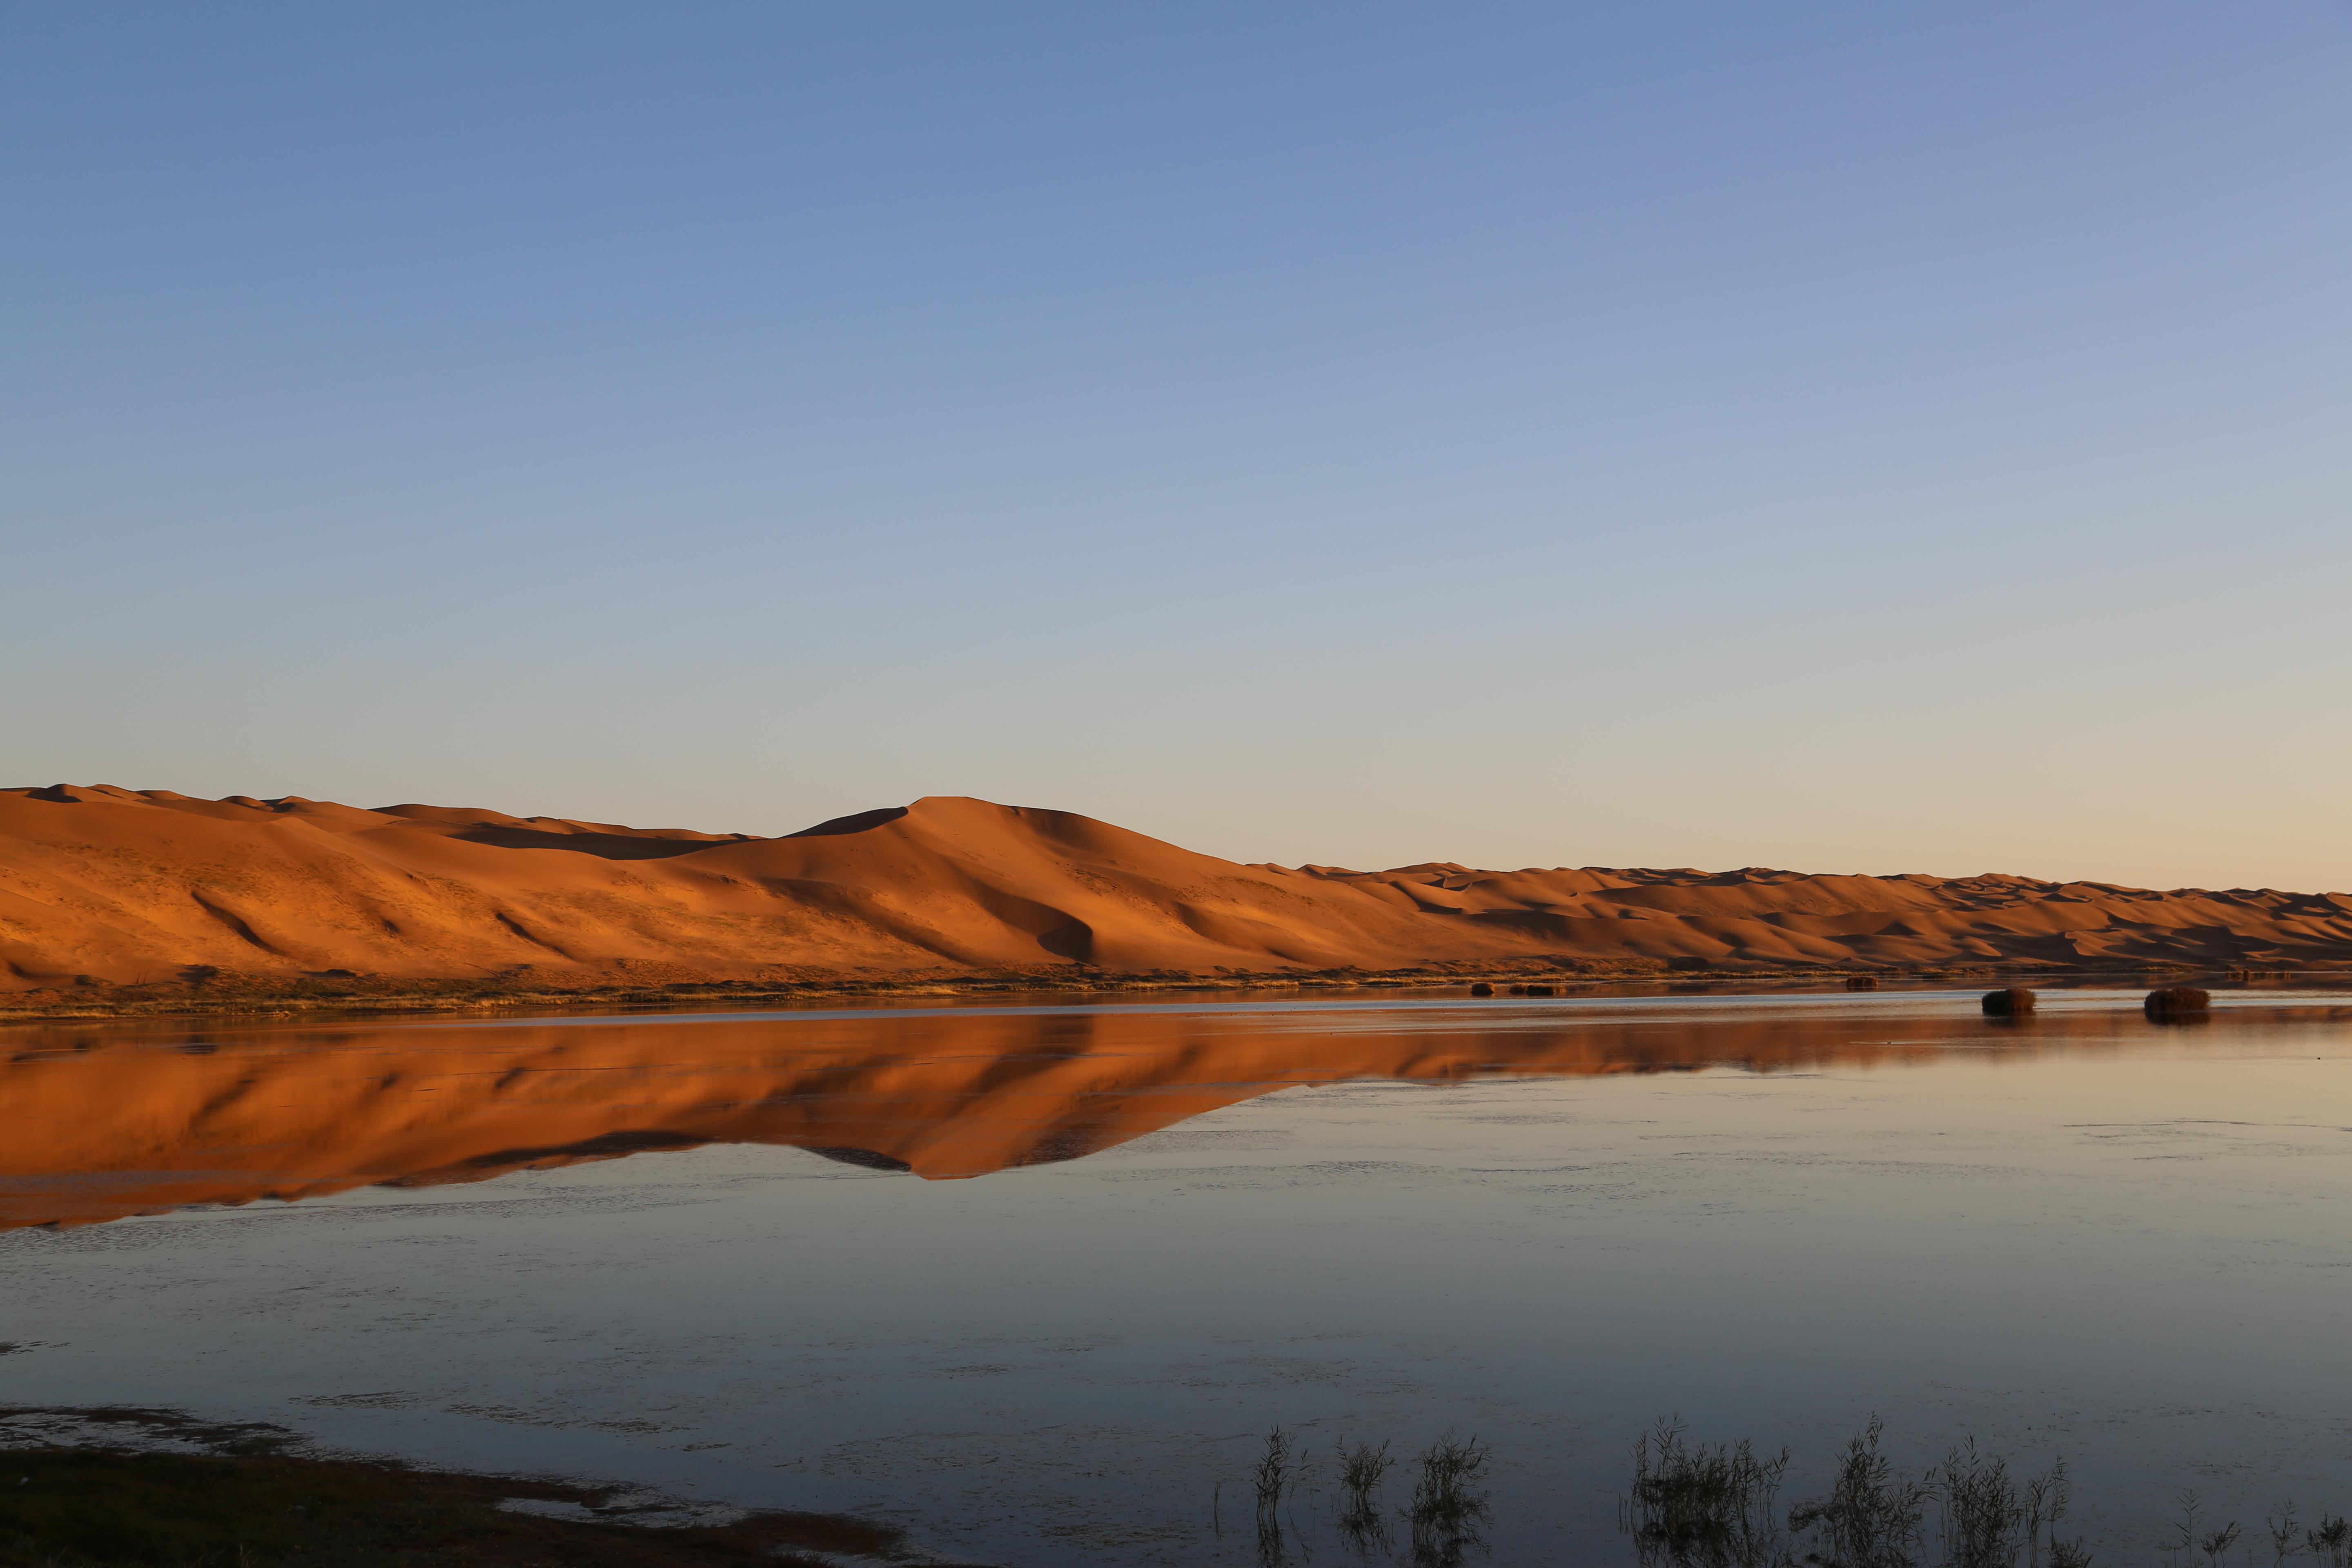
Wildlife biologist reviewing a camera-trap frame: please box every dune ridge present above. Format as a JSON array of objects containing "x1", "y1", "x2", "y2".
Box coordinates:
[{"x1": 4, "y1": 785, "x2": 2349, "y2": 991}]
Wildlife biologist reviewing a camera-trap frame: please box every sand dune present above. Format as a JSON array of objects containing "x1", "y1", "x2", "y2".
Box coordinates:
[{"x1": 3, "y1": 785, "x2": 2348, "y2": 990}]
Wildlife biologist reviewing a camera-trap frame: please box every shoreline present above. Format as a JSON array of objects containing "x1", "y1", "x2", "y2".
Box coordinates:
[
  {"x1": 0, "y1": 1404, "x2": 993, "y2": 1568},
  {"x1": 0, "y1": 959, "x2": 2323, "y2": 1026}
]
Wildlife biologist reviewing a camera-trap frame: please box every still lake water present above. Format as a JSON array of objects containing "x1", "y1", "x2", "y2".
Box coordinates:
[{"x1": 4, "y1": 986, "x2": 2350, "y2": 1564}]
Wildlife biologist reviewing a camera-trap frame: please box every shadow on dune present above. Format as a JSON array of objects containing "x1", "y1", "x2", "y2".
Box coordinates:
[{"x1": 440, "y1": 826, "x2": 738, "y2": 860}]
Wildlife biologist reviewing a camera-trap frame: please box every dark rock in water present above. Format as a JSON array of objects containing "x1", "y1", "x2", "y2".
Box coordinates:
[
  {"x1": 1844, "y1": 976, "x2": 1878, "y2": 991},
  {"x1": 1982, "y1": 987, "x2": 2038, "y2": 1015},
  {"x1": 1470, "y1": 982, "x2": 1494, "y2": 997},
  {"x1": 2145, "y1": 986, "x2": 2212, "y2": 1018},
  {"x1": 1525, "y1": 984, "x2": 1556, "y2": 997}
]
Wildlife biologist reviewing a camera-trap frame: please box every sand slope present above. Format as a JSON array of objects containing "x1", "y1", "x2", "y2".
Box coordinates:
[{"x1": 3, "y1": 785, "x2": 2349, "y2": 989}]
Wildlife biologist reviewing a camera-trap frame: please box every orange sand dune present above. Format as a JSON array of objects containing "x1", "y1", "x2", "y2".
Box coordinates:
[
  {"x1": 0, "y1": 1002, "x2": 2167, "y2": 1231},
  {"x1": 3, "y1": 784, "x2": 2349, "y2": 990}
]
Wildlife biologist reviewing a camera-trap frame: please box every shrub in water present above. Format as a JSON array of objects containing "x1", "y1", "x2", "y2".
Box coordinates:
[{"x1": 2145, "y1": 986, "x2": 2212, "y2": 1018}]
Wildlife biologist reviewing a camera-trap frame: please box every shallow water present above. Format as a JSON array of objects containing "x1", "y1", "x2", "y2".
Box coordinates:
[{"x1": 5, "y1": 986, "x2": 2351, "y2": 1564}]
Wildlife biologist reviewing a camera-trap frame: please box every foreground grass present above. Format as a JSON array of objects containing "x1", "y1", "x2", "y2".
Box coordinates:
[{"x1": 0, "y1": 1447, "x2": 984, "y2": 1568}]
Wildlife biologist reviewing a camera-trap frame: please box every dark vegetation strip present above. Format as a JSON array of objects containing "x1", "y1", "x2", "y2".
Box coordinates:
[
  {"x1": 1232, "y1": 1419, "x2": 2352, "y2": 1568},
  {"x1": 1620, "y1": 1415, "x2": 2352, "y2": 1568},
  {"x1": 0, "y1": 960, "x2": 2289, "y2": 1025}
]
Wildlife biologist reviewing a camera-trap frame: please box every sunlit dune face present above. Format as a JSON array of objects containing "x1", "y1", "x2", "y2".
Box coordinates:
[{"x1": 4, "y1": 788, "x2": 2349, "y2": 990}]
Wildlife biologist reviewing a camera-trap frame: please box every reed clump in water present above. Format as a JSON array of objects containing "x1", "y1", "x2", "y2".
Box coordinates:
[
  {"x1": 1336, "y1": 1437, "x2": 1395, "y2": 1553},
  {"x1": 1407, "y1": 1432, "x2": 1490, "y2": 1566},
  {"x1": 2145, "y1": 986, "x2": 2212, "y2": 1019},
  {"x1": 1625, "y1": 1417, "x2": 1792, "y2": 1567},
  {"x1": 1786, "y1": 1417, "x2": 1933, "y2": 1568},
  {"x1": 2165, "y1": 1489, "x2": 2244, "y2": 1568},
  {"x1": 1938, "y1": 1437, "x2": 2079, "y2": 1568},
  {"x1": 1981, "y1": 987, "x2": 2038, "y2": 1016},
  {"x1": 2306, "y1": 1510, "x2": 2352, "y2": 1568},
  {"x1": 1626, "y1": 1417, "x2": 2091, "y2": 1568},
  {"x1": 1252, "y1": 1425, "x2": 1300, "y2": 1564},
  {"x1": 1253, "y1": 1426, "x2": 1294, "y2": 1520},
  {"x1": 1228, "y1": 1413, "x2": 2341, "y2": 1564}
]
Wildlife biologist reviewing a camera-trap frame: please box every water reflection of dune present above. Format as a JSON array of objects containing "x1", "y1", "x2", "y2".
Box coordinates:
[{"x1": 0, "y1": 1000, "x2": 2300, "y2": 1231}]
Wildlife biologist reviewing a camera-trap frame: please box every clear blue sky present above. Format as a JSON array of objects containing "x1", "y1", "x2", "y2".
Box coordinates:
[{"x1": 7, "y1": 2, "x2": 2348, "y2": 890}]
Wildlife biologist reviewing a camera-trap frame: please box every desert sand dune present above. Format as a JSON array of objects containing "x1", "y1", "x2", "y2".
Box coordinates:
[{"x1": 3, "y1": 785, "x2": 2348, "y2": 990}]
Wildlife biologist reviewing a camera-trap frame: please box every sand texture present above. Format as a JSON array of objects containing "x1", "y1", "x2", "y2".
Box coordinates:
[{"x1": 4, "y1": 785, "x2": 2349, "y2": 990}]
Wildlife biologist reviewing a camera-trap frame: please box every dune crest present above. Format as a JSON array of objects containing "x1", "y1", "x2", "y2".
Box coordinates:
[{"x1": 3, "y1": 786, "x2": 2348, "y2": 989}]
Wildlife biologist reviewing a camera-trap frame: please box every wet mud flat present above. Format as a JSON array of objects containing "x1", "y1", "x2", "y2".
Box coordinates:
[
  {"x1": 0, "y1": 1405, "x2": 993, "y2": 1567},
  {"x1": 4, "y1": 987, "x2": 2350, "y2": 1564}
]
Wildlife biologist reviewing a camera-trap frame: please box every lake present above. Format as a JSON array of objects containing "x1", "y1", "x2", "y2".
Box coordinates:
[{"x1": 4, "y1": 984, "x2": 2349, "y2": 1565}]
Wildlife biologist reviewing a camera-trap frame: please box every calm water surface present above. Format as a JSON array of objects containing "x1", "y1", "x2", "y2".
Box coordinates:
[{"x1": 4, "y1": 986, "x2": 2350, "y2": 1564}]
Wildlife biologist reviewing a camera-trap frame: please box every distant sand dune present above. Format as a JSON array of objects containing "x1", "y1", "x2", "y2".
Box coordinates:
[{"x1": 3, "y1": 785, "x2": 2348, "y2": 989}]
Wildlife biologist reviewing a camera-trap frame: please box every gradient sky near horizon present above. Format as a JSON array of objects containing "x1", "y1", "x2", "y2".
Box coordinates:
[{"x1": 6, "y1": 2, "x2": 2349, "y2": 892}]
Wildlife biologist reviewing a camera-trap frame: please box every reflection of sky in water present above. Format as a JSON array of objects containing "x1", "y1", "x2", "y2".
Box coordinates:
[{"x1": 4, "y1": 989, "x2": 2350, "y2": 1566}]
